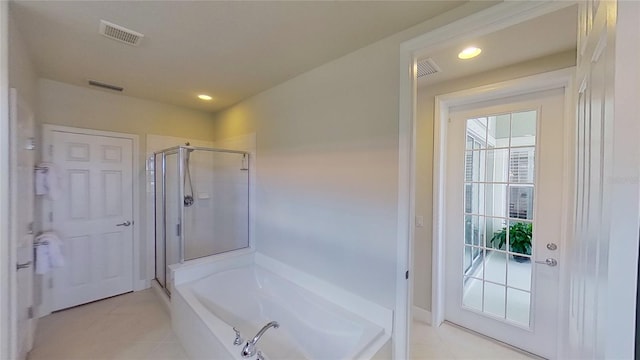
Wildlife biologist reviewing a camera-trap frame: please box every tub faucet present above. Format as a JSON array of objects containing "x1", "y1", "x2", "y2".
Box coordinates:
[{"x1": 241, "y1": 321, "x2": 279, "y2": 358}]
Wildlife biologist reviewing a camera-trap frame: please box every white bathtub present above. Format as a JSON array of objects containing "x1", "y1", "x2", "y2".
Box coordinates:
[{"x1": 171, "y1": 252, "x2": 390, "y2": 360}]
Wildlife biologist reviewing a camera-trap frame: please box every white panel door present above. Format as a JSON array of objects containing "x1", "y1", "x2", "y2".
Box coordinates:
[
  {"x1": 9, "y1": 88, "x2": 35, "y2": 360},
  {"x1": 51, "y1": 130, "x2": 134, "y2": 311},
  {"x1": 569, "y1": 1, "x2": 640, "y2": 358},
  {"x1": 444, "y1": 89, "x2": 565, "y2": 358}
]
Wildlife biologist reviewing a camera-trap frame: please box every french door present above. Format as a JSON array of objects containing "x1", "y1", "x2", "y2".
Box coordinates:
[{"x1": 444, "y1": 88, "x2": 565, "y2": 358}]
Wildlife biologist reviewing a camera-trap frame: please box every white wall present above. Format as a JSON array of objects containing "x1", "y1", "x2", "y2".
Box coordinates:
[
  {"x1": 8, "y1": 3, "x2": 38, "y2": 231},
  {"x1": 413, "y1": 50, "x2": 576, "y2": 311},
  {"x1": 210, "y1": 2, "x2": 498, "y2": 311},
  {"x1": 37, "y1": 79, "x2": 217, "y2": 287},
  {"x1": 8, "y1": 4, "x2": 39, "y2": 331},
  {"x1": 8, "y1": 12, "x2": 36, "y2": 112}
]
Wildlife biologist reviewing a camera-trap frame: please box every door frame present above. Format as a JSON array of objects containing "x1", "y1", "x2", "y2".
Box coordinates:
[
  {"x1": 434, "y1": 69, "x2": 574, "y2": 357},
  {"x1": 394, "y1": 1, "x2": 576, "y2": 358},
  {"x1": 0, "y1": 1, "x2": 12, "y2": 359},
  {"x1": 38, "y1": 124, "x2": 142, "y2": 316}
]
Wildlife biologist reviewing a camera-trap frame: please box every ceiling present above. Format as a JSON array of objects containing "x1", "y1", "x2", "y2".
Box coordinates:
[
  {"x1": 418, "y1": 5, "x2": 578, "y2": 87},
  {"x1": 11, "y1": 1, "x2": 466, "y2": 113}
]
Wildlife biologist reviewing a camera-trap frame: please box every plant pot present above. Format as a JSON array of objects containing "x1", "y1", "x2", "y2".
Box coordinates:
[{"x1": 513, "y1": 255, "x2": 530, "y2": 263}]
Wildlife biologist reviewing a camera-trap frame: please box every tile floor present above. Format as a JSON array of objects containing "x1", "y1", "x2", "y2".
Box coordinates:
[
  {"x1": 463, "y1": 250, "x2": 533, "y2": 326},
  {"x1": 29, "y1": 289, "x2": 532, "y2": 360},
  {"x1": 411, "y1": 321, "x2": 534, "y2": 360},
  {"x1": 28, "y1": 289, "x2": 187, "y2": 360}
]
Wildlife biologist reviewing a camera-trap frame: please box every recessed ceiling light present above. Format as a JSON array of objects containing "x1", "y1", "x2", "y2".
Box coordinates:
[
  {"x1": 458, "y1": 46, "x2": 482, "y2": 60},
  {"x1": 198, "y1": 94, "x2": 213, "y2": 101}
]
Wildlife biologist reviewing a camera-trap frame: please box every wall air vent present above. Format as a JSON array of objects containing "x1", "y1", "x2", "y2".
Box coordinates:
[
  {"x1": 88, "y1": 80, "x2": 124, "y2": 92},
  {"x1": 417, "y1": 58, "x2": 441, "y2": 78},
  {"x1": 99, "y1": 20, "x2": 144, "y2": 46}
]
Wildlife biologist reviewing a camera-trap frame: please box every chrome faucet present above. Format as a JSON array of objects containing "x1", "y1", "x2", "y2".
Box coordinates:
[{"x1": 241, "y1": 321, "x2": 279, "y2": 358}]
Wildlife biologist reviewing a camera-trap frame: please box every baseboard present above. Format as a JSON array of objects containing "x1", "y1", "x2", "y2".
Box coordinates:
[
  {"x1": 134, "y1": 279, "x2": 151, "y2": 292},
  {"x1": 413, "y1": 306, "x2": 432, "y2": 325}
]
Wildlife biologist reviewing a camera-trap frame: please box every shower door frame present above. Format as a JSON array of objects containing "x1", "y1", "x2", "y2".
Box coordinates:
[{"x1": 153, "y1": 145, "x2": 250, "y2": 294}]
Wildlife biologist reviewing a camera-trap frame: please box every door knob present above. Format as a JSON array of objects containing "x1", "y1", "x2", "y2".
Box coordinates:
[
  {"x1": 535, "y1": 258, "x2": 557, "y2": 267},
  {"x1": 116, "y1": 220, "x2": 132, "y2": 227}
]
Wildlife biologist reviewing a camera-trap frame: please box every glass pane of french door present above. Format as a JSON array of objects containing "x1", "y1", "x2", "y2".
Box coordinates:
[{"x1": 462, "y1": 110, "x2": 537, "y2": 327}]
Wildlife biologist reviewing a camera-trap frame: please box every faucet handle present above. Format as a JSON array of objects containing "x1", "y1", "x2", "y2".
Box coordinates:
[{"x1": 233, "y1": 327, "x2": 244, "y2": 346}]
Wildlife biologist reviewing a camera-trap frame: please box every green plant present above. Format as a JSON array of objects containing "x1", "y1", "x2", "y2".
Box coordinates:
[{"x1": 490, "y1": 222, "x2": 532, "y2": 257}]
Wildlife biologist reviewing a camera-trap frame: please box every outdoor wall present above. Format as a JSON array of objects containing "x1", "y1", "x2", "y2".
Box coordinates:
[
  {"x1": 36, "y1": 79, "x2": 217, "y2": 283},
  {"x1": 210, "y1": 2, "x2": 499, "y2": 311},
  {"x1": 413, "y1": 50, "x2": 576, "y2": 312}
]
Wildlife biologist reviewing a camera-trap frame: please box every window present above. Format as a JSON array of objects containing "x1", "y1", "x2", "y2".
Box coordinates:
[{"x1": 462, "y1": 110, "x2": 537, "y2": 326}]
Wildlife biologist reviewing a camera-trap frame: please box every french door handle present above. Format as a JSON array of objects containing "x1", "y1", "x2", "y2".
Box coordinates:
[
  {"x1": 535, "y1": 258, "x2": 557, "y2": 267},
  {"x1": 116, "y1": 220, "x2": 132, "y2": 227}
]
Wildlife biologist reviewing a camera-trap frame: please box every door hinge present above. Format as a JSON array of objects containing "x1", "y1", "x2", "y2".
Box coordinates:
[
  {"x1": 27, "y1": 306, "x2": 33, "y2": 319},
  {"x1": 176, "y1": 224, "x2": 181, "y2": 237},
  {"x1": 49, "y1": 212, "x2": 53, "y2": 222},
  {"x1": 27, "y1": 222, "x2": 34, "y2": 234},
  {"x1": 405, "y1": 270, "x2": 409, "y2": 280}
]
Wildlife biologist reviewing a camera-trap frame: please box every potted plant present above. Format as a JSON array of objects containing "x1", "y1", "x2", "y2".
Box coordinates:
[{"x1": 490, "y1": 222, "x2": 532, "y2": 262}]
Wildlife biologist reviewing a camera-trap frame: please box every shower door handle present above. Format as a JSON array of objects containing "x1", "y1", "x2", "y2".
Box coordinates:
[
  {"x1": 16, "y1": 261, "x2": 32, "y2": 270},
  {"x1": 116, "y1": 220, "x2": 132, "y2": 227}
]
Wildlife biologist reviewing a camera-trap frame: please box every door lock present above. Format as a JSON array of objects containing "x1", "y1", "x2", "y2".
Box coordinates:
[
  {"x1": 546, "y1": 243, "x2": 558, "y2": 251},
  {"x1": 535, "y1": 258, "x2": 558, "y2": 267}
]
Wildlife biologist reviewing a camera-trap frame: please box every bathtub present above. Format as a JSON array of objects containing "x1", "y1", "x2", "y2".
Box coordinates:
[{"x1": 171, "y1": 252, "x2": 390, "y2": 360}]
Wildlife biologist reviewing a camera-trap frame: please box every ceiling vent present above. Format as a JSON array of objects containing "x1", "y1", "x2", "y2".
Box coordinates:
[
  {"x1": 417, "y1": 58, "x2": 441, "y2": 78},
  {"x1": 88, "y1": 80, "x2": 124, "y2": 92},
  {"x1": 99, "y1": 20, "x2": 144, "y2": 46}
]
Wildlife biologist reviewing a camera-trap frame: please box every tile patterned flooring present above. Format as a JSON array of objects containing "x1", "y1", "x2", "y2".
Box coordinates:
[
  {"x1": 28, "y1": 289, "x2": 187, "y2": 360},
  {"x1": 410, "y1": 321, "x2": 533, "y2": 359},
  {"x1": 29, "y1": 289, "x2": 532, "y2": 360}
]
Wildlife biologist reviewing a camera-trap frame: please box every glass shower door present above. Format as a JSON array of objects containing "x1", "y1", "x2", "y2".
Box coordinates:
[
  {"x1": 154, "y1": 151, "x2": 181, "y2": 294},
  {"x1": 182, "y1": 150, "x2": 249, "y2": 260}
]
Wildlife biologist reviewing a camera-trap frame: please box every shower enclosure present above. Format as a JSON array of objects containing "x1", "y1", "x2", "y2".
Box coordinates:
[{"x1": 153, "y1": 145, "x2": 250, "y2": 294}]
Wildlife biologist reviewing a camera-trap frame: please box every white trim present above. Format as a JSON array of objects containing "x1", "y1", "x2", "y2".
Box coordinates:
[
  {"x1": 0, "y1": 1, "x2": 11, "y2": 358},
  {"x1": 412, "y1": 306, "x2": 432, "y2": 325},
  {"x1": 394, "y1": 41, "x2": 415, "y2": 360},
  {"x1": 396, "y1": 2, "x2": 577, "y2": 358},
  {"x1": 39, "y1": 124, "x2": 143, "y2": 315},
  {"x1": 557, "y1": 66, "x2": 576, "y2": 360},
  {"x1": 432, "y1": 69, "x2": 574, "y2": 357}
]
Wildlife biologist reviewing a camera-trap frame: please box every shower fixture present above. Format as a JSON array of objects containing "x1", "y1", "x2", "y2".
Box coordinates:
[{"x1": 184, "y1": 142, "x2": 195, "y2": 207}]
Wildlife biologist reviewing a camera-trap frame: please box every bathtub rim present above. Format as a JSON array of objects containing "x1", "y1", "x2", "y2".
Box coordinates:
[
  {"x1": 188, "y1": 264, "x2": 388, "y2": 359},
  {"x1": 171, "y1": 250, "x2": 393, "y2": 359}
]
